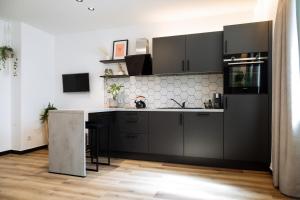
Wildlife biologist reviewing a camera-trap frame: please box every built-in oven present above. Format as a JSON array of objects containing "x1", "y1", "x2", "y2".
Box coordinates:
[{"x1": 224, "y1": 52, "x2": 268, "y2": 94}]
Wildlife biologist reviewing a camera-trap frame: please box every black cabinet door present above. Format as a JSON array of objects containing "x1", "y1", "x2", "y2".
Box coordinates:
[
  {"x1": 153, "y1": 35, "x2": 186, "y2": 74},
  {"x1": 112, "y1": 112, "x2": 149, "y2": 153},
  {"x1": 186, "y1": 31, "x2": 223, "y2": 73},
  {"x1": 149, "y1": 112, "x2": 183, "y2": 156},
  {"x1": 224, "y1": 21, "x2": 269, "y2": 54},
  {"x1": 184, "y1": 112, "x2": 223, "y2": 159},
  {"x1": 112, "y1": 131, "x2": 148, "y2": 153},
  {"x1": 224, "y1": 95, "x2": 269, "y2": 163}
]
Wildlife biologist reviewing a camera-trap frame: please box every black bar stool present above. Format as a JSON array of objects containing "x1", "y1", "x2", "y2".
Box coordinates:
[{"x1": 85, "y1": 121, "x2": 111, "y2": 172}]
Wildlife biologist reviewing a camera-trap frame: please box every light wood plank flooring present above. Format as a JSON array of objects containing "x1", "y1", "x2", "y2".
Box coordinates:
[{"x1": 0, "y1": 150, "x2": 288, "y2": 200}]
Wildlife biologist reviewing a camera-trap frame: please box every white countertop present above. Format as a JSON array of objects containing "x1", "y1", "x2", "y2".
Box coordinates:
[{"x1": 86, "y1": 107, "x2": 224, "y2": 113}]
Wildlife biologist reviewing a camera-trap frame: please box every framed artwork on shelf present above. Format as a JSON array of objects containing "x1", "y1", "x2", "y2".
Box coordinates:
[{"x1": 112, "y1": 39, "x2": 128, "y2": 60}]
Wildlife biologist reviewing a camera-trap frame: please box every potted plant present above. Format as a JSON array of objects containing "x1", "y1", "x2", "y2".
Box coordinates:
[
  {"x1": 107, "y1": 83, "x2": 123, "y2": 107},
  {"x1": 0, "y1": 46, "x2": 18, "y2": 76},
  {"x1": 40, "y1": 103, "x2": 57, "y2": 142}
]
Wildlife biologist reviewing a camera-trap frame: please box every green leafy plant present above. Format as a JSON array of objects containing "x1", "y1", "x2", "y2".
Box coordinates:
[
  {"x1": 0, "y1": 46, "x2": 18, "y2": 76},
  {"x1": 40, "y1": 103, "x2": 57, "y2": 123},
  {"x1": 107, "y1": 83, "x2": 123, "y2": 100}
]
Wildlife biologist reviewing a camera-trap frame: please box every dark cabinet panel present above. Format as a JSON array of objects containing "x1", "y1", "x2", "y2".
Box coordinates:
[
  {"x1": 152, "y1": 35, "x2": 186, "y2": 74},
  {"x1": 186, "y1": 32, "x2": 223, "y2": 73},
  {"x1": 112, "y1": 112, "x2": 149, "y2": 153},
  {"x1": 224, "y1": 94, "x2": 269, "y2": 163},
  {"x1": 184, "y1": 112, "x2": 223, "y2": 159},
  {"x1": 149, "y1": 112, "x2": 183, "y2": 156},
  {"x1": 112, "y1": 131, "x2": 148, "y2": 153},
  {"x1": 116, "y1": 112, "x2": 148, "y2": 133},
  {"x1": 224, "y1": 21, "x2": 269, "y2": 54}
]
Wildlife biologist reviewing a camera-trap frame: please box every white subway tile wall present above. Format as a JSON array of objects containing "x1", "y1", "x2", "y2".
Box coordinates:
[{"x1": 104, "y1": 74, "x2": 223, "y2": 108}]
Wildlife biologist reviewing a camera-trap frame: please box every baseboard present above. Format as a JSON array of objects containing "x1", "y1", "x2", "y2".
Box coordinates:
[
  {"x1": 0, "y1": 150, "x2": 13, "y2": 156},
  {"x1": 0, "y1": 145, "x2": 48, "y2": 156}
]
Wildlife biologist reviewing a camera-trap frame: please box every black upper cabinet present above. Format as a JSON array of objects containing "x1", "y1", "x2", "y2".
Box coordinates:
[
  {"x1": 184, "y1": 112, "x2": 223, "y2": 159},
  {"x1": 224, "y1": 95, "x2": 269, "y2": 163},
  {"x1": 149, "y1": 112, "x2": 184, "y2": 156},
  {"x1": 152, "y1": 31, "x2": 223, "y2": 75},
  {"x1": 186, "y1": 32, "x2": 223, "y2": 73},
  {"x1": 152, "y1": 35, "x2": 186, "y2": 74},
  {"x1": 224, "y1": 21, "x2": 270, "y2": 54}
]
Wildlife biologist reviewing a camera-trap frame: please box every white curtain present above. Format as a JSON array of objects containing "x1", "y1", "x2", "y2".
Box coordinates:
[{"x1": 272, "y1": 0, "x2": 300, "y2": 198}]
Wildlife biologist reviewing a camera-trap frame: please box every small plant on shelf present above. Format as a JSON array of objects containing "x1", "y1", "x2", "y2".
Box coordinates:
[{"x1": 0, "y1": 46, "x2": 18, "y2": 76}]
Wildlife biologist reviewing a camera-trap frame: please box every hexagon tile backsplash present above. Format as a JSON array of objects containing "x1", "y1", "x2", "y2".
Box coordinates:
[{"x1": 104, "y1": 74, "x2": 223, "y2": 108}]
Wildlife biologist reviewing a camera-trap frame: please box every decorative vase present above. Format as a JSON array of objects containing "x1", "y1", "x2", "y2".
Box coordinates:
[{"x1": 109, "y1": 98, "x2": 118, "y2": 108}]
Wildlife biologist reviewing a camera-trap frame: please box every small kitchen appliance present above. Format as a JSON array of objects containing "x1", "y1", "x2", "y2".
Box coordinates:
[
  {"x1": 134, "y1": 96, "x2": 146, "y2": 109},
  {"x1": 213, "y1": 93, "x2": 222, "y2": 109}
]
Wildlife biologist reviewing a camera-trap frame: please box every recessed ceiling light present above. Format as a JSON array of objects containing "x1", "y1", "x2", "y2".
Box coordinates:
[
  {"x1": 76, "y1": 0, "x2": 83, "y2": 2},
  {"x1": 88, "y1": 7, "x2": 95, "y2": 11}
]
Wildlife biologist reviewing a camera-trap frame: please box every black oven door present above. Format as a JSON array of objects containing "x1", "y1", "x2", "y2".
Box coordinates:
[{"x1": 224, "y1": 60, "x2": 267, "y2": 94}]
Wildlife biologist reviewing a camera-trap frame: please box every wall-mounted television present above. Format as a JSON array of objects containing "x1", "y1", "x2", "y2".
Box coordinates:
[{"x1": 62, "y1": 73, "x2": 90, "y2": 92}]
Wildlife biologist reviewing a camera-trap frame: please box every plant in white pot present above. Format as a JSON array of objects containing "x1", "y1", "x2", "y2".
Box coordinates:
[
  {"x1": 40, "y1": 103, "x2": 57, "y2": 143},
  {"x1": 107, "y1": 83, "x2": 123, "y2": 108}
]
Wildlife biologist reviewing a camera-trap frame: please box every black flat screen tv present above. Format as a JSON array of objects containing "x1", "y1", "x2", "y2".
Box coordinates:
[{"x1": 62, "y1": 73, "x2": 90, "y2": 92}]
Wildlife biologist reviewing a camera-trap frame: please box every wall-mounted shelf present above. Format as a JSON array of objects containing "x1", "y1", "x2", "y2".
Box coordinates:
[
  {"x1": 100, "y1": 75, "x2": 129, "y2": 78},
  {"x1": 99, "y1": 59, "x2": 125, "y2": 64}
]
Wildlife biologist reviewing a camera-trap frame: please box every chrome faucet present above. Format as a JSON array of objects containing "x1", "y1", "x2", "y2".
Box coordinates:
[{"x1": 170, "y1": 98, "x2": 186, "y2": 108}]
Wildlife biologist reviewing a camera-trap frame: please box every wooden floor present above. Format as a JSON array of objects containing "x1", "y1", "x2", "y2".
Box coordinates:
[{"x1": 0, "y1": 150, "x2": 288, "y2": 200}]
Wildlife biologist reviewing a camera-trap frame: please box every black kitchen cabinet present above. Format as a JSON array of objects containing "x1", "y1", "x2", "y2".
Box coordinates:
[
  {"x1": 224, "y1": 94, "x2": 269, "y2": 163},
  {"x1": 184, "y1": 112, "x2": 223, "y2": 159},
  {"x1": 111, "y1": 112, "x2": 149, "y2": 153},
  {"x1": 186, "y1": 32, "x2": 223, "y2": 73},
  {"x1": 153, "y1": 31, "x2": 223, "y2": 75},
  {"x1": 224, "y1": 21, "x2": 270, "y2": 54},
  {"x1": 152, "y1": 35, "x2": 186, "y2": 74},
  {"x1": 149, "y1": 112, "x2": 184, "y2": 156}
]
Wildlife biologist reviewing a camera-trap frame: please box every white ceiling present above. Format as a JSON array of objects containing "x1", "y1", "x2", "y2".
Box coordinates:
[{"x1": 0, "y1": 0, "x2": 258, "y2": 35}]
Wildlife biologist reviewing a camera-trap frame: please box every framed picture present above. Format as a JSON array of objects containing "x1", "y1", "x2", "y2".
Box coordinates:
[{"x1": 112, "y1": 40, "x2": 128, "y2": 60}]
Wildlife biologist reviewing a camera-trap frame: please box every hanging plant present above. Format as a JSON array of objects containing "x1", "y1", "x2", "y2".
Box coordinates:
[{"x1": 0, "y1": 45, "x2": 18, "y2": 76}]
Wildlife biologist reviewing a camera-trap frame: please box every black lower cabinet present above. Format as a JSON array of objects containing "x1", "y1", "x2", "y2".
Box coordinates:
[
  {"x1": 112, "y1": 131, "x2": 148, "y2": 153},
  {"x1": 111, "y1": 112, "x2": 149, "y2": 153},
  {"x1": 149, "y1": 112, "x2": 184, "y2": 156},
  {"x1": 184, "y1": 113, "x2": 223, "y2": 159},
  {"x1": 224, "y1": 94, "x2": 269, "y2": 163}
]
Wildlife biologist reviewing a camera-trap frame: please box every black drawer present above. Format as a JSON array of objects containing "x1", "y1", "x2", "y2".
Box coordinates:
[
  {"x1": 112, "y1": 132, "x2": 148, "y2": 153},
  {"x1": 116, "y1": 112, "x2": 148, "y2": 133}
]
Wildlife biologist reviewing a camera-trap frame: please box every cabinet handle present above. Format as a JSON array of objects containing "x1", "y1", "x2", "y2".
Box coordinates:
[
  {"x1": 179, "y1": 113, "x2": 183, "y2": 126},
  {"x1": 182, "y1": 60, "x2": 185, "y2": 72},
  {"x1": 224, "y1": 40, "x2": 228, "y2": 53},
  {"x1": 187, "y1": 60, "x2": 190, "y2": 71},
  {"x1": 126, "y1": 135, "x2": 137, "y2": 139},
  {"x1": 126, "y1": 119, "x2": 138, "y2": 123},
  {"x1": 197, "y1": 113, "x2": 209, "y2": 116}
]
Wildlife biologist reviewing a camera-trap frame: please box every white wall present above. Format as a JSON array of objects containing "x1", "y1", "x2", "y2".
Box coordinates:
[
  {"x1": 55, "y1": 11, "x2": 257, "y2": 110},
  {"x1": 0, "y1": 21, "x2": 55, "y2": 152},
  {"x1": 0, "y1": 68, "x2": 11, "y2": 152},
  {"x1": 0, "y1": 22, "x2": 12, "y2": 150},
  {"x1": 18, "y1": 23, "x2": 55, "y2": 150},
  {"x1": 0, "y1": 20, "x2": 20, "y2": 152}
]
